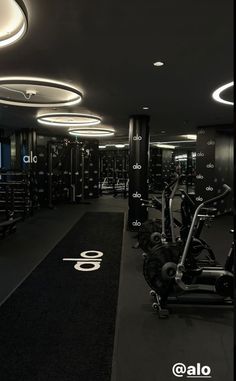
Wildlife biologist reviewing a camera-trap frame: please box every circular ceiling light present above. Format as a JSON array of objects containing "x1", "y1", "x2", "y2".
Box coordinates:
[
  {"x1": 0, "y1": 77, "x2": 82, "y2": 107},
  {"x1": 153, "y1": 61, "x2": 164, "y2": 67},
  {"x1": 182, "y1": 134, "x2": 197, "y2": 140},
  {"x1": 0, "y1": 0, "x2": 28, "y2": 48},
  {"x1": 69, "y1": 127, "x2": 115, "y2": 137},
  {"x1": 212, "y1": 81, "x2": 234, "y2": 106},
  {"x1": 37, "y1": 113, "x2": 101, "y2": 127}
]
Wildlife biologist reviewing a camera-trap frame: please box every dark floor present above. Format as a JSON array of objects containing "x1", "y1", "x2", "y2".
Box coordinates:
[{"x1": 0, "y1": 196, "x2": 233, "y2": 381}]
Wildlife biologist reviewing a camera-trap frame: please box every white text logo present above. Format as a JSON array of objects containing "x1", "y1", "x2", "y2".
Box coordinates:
[
  {"x1": 207, "y1": 140, "x2": 215, "y2": 146},
  {"x1": 132, "y1": 192, "x2": 142, "y2": 198},
  {"x1": 206, "y1": 163, "x2": 214, "y2": 169},
  {"x1": 196, "y1": 174, "x2": 204, "y2": 180},
  {"x1": 196, "y1": 152, "x2": 204, "y2": 157},
  {"x1": 63, "y1": 251, "x2": 104, "y2": 272},
  {"x1": 133, "y1": 163, "x2": 142, "y2": 170},
  {"x1": 196, "y1": 196, "x2": 203, "y2": 202},
  {"x1": 133, "y1": 135, "x2": 142, "y2": 141},
  {"x1": 198, "y1": 129, "x2": 206, "y2": 135},
  {"x1": 132, "y1": 220, "x2": 141, "y2": 227},
  {"x1": 172, "y1": 362, "x2": 211, "y2": 378},
  {"x1": 23, "y1": 151, "x2": 38, "y2": 164}
]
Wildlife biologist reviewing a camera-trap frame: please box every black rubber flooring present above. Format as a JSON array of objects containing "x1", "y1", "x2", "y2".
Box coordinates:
[
  {"x1": 0, "y1": 211, "x2": 124, "y2": 381},
  {"x1": 0, "y1": 197, "x2": 233, "y2": 381}
]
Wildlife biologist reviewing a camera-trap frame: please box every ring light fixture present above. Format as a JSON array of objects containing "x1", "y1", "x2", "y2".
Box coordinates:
[
  {"x1": 212, "y1": 81, "x2": 234, "y2": 106},
  {"x1": 155, "y1": 144, "x2": 175, "y2": 149},
  {"x1": 0, "y1": 0, "x2": 28, "y2": 48},
  {"x1": 0, "y1": 77, "x2": 82, "y2": 107},
  {"x1": 182, "y1": 134, "x2": 197, "y2": 140},
  {"x1": 37, "y1": 113, "x2": 102, "y2": 127},
  {"x1": 69, "y1": 127, "x2": 115, "y2": 137}
]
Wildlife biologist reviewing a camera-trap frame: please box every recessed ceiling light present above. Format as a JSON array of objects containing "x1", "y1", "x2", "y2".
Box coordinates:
[
  {"x1": 155, "y1": 143, "x2": 175, "y2": 149},
  {"x1": 142, "y1": 106, "x2": 149, "y2": 110},
  {"x1": 37, "y1": 113, "x2": 101, "y2": 127},
  {"x1": 153, "y1": 61, "x2": 164, "y2": 67},
  {"x1": 69, "y1": 127, "x2": 115, "y2": 137},
  {"x1": 212, "y1": 81, "x2": 234, "y2": 106},
  {"x1": 182, "y1": 134, "x2": 197, "y2": 140},
  {"x1": 0, "y1": 0, "x2": 28, "y2": 48},
  {"x1": 166, "y1": 140, "x2": 194, "y2": 144},
  {"x1": 0, "y1": 77, "x2": 82, "y2": 107},
  {"x1": 161, "y1": 130, "x2": 166, "y2": 134}
]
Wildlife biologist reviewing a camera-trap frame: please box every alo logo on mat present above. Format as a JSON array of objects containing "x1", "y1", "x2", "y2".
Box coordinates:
[
  {"x1": 196, "y1": 174, "x2": 204, "y2": 180},
  {"x1": 206, "y1": 186, "x2": 214, "y2": 191},
  {"x1": 133, "y1": 163, "x2": 142, "y2": 170},
  {"x1": 196, "y1": 196, "x2": 203, "y2": 202},
  {"x1": 63, "y1": 251, "x2": 104, "y2": 272},
  {"x1": 132, "y1": 220, "x2": 141, "y2": 227},
  {"x1": 132, "y1": 191, "x2": 142, "y2": 198},
  {"x1": 207, "y1": 140, "x2": 215, "y2": 146},
  {"x1": 196, "y1": 152, "x2": 204, "y2": 157},
  {"x1": 23, "y1": 151, "x2": 38, "y2": 164},
  {"x1": 133, "y1": 135, "x2": 142, "y2": 141},
  {"x1": 206, "y1": 163, "x2": 214, "y2": 169}
]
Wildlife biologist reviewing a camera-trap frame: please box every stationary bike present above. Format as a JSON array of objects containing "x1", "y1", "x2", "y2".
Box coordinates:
[
  {"x1": 137, "y1": 175, "x2": 190, "y2": 253},
  {"x1": 143, "y1": 184, "x2": 233, "y2": 318},
  {"x1": 139, "y1": 175, "x2": 216, "y2": 265}
]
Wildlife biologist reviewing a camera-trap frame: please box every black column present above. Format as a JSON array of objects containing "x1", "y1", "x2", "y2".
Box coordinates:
[{"x1": 128, "y1": 115, "x2": 150, "y2": 230}]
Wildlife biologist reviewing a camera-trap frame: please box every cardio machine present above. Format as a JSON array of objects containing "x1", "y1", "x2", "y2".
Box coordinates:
[
  {"x1": 138, "y1": 174, "x2": 215, "y2": 265},
  {"x1": 143, "y1": 184, "x2": 234, "y2": 318}
]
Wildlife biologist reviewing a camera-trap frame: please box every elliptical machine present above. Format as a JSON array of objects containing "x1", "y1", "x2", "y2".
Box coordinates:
[{"x1": 143, "y1": 184, "x2": 234, "y2": 318}]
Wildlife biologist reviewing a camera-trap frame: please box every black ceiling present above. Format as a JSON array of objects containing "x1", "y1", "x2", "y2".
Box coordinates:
[{"x1": 0, "y1": 0, "x2": 234, "y2": 141}]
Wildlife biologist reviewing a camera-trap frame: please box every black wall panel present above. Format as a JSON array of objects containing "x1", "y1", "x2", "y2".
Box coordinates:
[
  {"x1": 195, "y1": 125, "x2": 233, "y2": 214},
  {"x1": 128, "y1": 115, "x2": 150, "y2": 231}
]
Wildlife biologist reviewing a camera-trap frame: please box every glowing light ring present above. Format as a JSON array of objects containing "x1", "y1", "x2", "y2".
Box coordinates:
[
  {"x1": 212, "y1": 81, "x2": 234, "y2": 106},
  {"x1": 0, "y1": 0, "x2": 28, "y2": 48},
  {"x1": 37, "y1": 113, "x2": 101, "y2": 127},
  {"x1": 0, "y1": 77, "x2": 82, "y2": 107},
  {"x1": 69, "y1": 127, "x2": 115, "y2": 137}
]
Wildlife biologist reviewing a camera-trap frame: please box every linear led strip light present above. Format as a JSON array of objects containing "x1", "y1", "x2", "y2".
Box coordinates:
[
  {"x1": 0, "y1": 0, "x2": 28, "y2": 48},
  {"x1": 69, "y1": 127, "x2": 115, "y2": 137},
  {"x1": 0, "y1": 77, "x2": 82, "y2": 107},
  {"x1": 37, "y1": 113, "x2": 102, "y2": 127},
  {"x1": 212, "y1": 82, "x2": 234, "y2": 106}
]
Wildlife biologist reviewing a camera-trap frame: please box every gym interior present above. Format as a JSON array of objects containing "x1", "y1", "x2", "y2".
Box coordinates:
[{"x1": 0, "y1": 1, "x2": 234, "y2": 380}]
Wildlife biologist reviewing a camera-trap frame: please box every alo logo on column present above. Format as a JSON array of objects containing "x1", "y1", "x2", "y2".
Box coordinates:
[
  {"x1": 133, "y1": 135, "x2": 142, "y2": 141},
  {"x1": 196, "y1": 174, "x2": 204, "y2": 180},
  {"x1": 207, "y1": 140, "x2": 216, "y2": 146},
  {"x1": 206, "y1": 163, "x2": 214, "y2": 169},
  {"x1": 132, "y1": 220, "x2": 141, "y2": 227},
  {"x1": 133, "y1": 163, "x2": 142, "y2": 170},
  {"x1": 132, "y1": 191, "x2": 142, "y2": 198},
  {"x1": 206, "y1": 186, "x2": 214, "y2": 191},
  {"x1": 198, "y1": 129, "x2": 206, "y2": 135},
  {"x1": 196, "y1": 196, "x2": 204, "y2": 202},
  {"x1": 196, "y1": 152, "x2": 204, "y2": 157}
]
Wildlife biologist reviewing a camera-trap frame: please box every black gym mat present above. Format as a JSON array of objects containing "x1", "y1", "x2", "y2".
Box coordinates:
[{"x1": 0, "y1": 212, "x2": 124, "y2": 381}]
